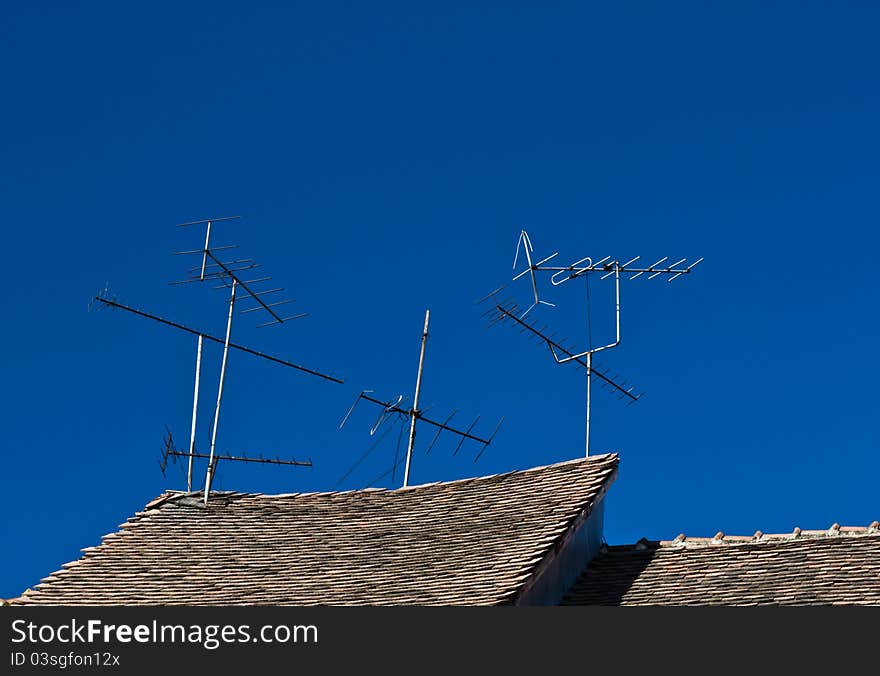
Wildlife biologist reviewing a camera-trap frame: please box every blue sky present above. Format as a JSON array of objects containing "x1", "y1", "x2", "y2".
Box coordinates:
[{"x1": 2, "y1": 1, "x2": 878, "y2": 598}]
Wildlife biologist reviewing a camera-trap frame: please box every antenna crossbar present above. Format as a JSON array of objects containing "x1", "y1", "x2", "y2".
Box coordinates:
[
  {"x1": 338, "y1": 311, "x2": 504, "y2": 488},
  {"x1": 493, "y1": 303, "x2": 640, "y2": 401},
  {"x1": 99, "y1": 216, "x2": 338, "y2": 503},
  {"x1": 165, "y1": 450, "x2": 312, "y2": 468},
  {"x1": 177, "y1": 215, "x2": 242, "y2": 227},
  {"x1": 491, "y1": 229, "x2": 701, "y2": 457},
  {"x1": 93, "y1": 295, "x2": 343, "y2": 383},
  {"x1": 240, "y1": 299, "x2": 293, "y2": 313},
  {"x1": 544, "y1": 256, "x2": 704, "y2": 285},
  {"x1": 357, "y1": 392, "x2": 499, "y2": 445},
  {"x1": 201, "y1": 249, "x2": 286, "y2": 324},
  {"x1": 160, "y1": 428, "x2": 312, "y2": 485},
  {"x1": 173, "y1": 218, "x2": 301, "y2": 328}
]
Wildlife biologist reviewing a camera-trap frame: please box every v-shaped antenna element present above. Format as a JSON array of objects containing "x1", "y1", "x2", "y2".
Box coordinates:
[
  {"x1": 339, "y1": 310, "x2": 504, "y2": 488},
  {"x1": 512, "y1": 230, "x2": 558, "y2": 318}
]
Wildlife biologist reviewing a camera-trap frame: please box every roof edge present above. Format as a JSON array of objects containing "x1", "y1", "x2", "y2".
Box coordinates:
[
  {"x1": 141, "y1": 453, "x2": 620, "y2": 508},
  {"x1": 607, "y1": 521, "x2": 880, "y2": 552},
  {"x1": 14, "y1": 453, "x2": 621, "y2": 604},
  {"x1": 507, "y1": 463, "x2": 619, "y2": 605}
]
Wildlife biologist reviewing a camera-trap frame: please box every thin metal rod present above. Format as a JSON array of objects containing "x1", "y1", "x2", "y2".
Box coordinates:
[
  {"x1": 188, "y1": 258, "x2": 254, "y2": 273},
  {"x1": 256, "y1": 313, "x2": 307, "y2": 328},
  {"x1": 403, "y1": 309, "x2": 430, "y2": 488},
  {"x1": 512, "y1": 231, "x2": 557, "y2": 316},
  {"x1": 187, "y1": 334, "x2": 203, "y2": 491},
  {"x1": 333, "y1": 418, "x2": 397, "y2": 487},
  {"x1": 591, "y1": 263, "x2": 621, "y2": 355},
  {"x1": 200, "y1": 220, "x2": 212, "y2": 281},
  {"x1": 204, "y1": 250, "x2": 285, "y2": 324},
  {"x1": 168, "y1": 450, "x2": 311, "y2": 467},
  {"x1": 425, "y1": 410, "x2": 457, "y2": 455},
  {"x1": 453, "y1": 416, "x2": 481, "y2": 455},
  {"x1": 240, "y1": 299, "x2": 293, "y2": 313},
  {"x1": 214, "y1": 276, "x2": 271, "y2": 289},
  {"x1": 175, "y1": 244, "x2": 238, "y2": 255},
  {"x1": 238, "y1": 287, "x2": 284, "y2": 298},
  {"x1": 204, "y1": 279, "x2": 237, "y2": 504},
  {"x1": 494, "y1": 304, "x2": 638, "y2": 400},
  {"x1": 356, "y1": 392, "x2": 493, "y2": 444},
  {"x1": 93, "y1": 296, "x2": 343, "y2": 383},
  {"x1": 473, "y1": 416, "x2": 504, "y2": 463},
  {"x1": 524, "y1": 240, "x2": 540, "y2": 307},
  {"x1": 586, "y1": 352, "x2": 591, "y2": 457},
  {"x1": 177, "y1": 215, "x2": 241, "y2": 227},
  {"x1": 549, "y1": 264, "x2": 621, "y2": 362},
  {"x1": 543, "y1": 262, "x2": 695, "y2": 279}
]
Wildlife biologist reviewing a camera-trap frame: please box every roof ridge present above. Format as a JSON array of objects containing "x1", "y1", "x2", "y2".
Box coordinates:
[
  {"x1": 16, "y1": 452, "x2": 620, "y2": 606},
  {"x1": 142, "y1": 453, "x2": 620, "y2": 507},
  {"x1": 605, "y1": 521, "x2": 880, "y2": 552},
  {"x1": 397, "y1": 452, "x2": 618, "y2": 492}
]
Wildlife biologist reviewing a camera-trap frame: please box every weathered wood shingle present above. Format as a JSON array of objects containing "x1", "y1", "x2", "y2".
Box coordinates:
[
  {"x1": 563, "y1": 526, "x2": 880, "y2": 606},
  {"x1": 16, "y1": 453, "x2": 618, "y2": 606}
]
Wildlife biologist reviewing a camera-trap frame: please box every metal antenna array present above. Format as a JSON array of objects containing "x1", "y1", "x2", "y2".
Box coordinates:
[
  {"x1": 173, "y1": 216, "x2": 305, "y2": 328},
  {"x1": 485, "y1": 229, "x2": 702, "y2": 456},
  {"x1": 160, "y1": 428, "x2": 311, "y2": 481},
  {"x1": 339, "y1": 310, "x2": 504, "y2": 488},
  {"x1": 91, "y1": 216, "x2": 343, "y2": 504},
  {"x1": 172, "y1": 216, "x2": 312, "y2": 502}
]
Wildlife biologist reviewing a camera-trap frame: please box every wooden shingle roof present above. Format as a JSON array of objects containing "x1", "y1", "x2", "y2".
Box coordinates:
[
  {"x1": 563, "y1": 523, "x2": 880, "y2": 606},
  {"x1": 16, "y1": 453, "x2": 618, "y2": 606}
]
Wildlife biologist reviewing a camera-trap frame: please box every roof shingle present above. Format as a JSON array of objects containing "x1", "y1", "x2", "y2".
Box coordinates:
[
  {"x1": 17, "y1": 453, "x2": 618, "y2": 606},
  {"x1": 563, "y1": 525, "x2": 880, "y2": 606}
]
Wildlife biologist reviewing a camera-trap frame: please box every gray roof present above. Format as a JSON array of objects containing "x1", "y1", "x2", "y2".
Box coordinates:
[
  {"x1": 16, "y1": 453, "x2": 618, "y2": 606},
  {"x1": 563, "y1": 524, "x2": 880, "y2": 606}
]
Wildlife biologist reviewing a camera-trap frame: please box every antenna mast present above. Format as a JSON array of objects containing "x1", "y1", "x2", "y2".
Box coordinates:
[
  {"x1": 187, "y1": 335, "x2": 203, "y2": 492},
  {"x1": 92, "y1": 216, "x2": 342, "y2": 502},
  {"x1": 486, "y1": 229, "x2": 703, "y2": 456},
  {"x1": 204, "y1": 277, "x2": 237, "y2": 502},
  {"x1": 339, "y1": 310, "x2": 504, "y2": 488},
  {"x1": 403, "y1": 310, "x2": 430, "y2": 487}
]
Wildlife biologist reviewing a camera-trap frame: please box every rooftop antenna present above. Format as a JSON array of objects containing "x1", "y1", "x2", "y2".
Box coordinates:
[
  {"x1": 174, "y1": 216, "x2": 311, "y2": 503},
  {"x1": 91, "y1": 216, "x2": 343, "y2": 503},
  {"x1": 338, "y1": 309, "x2": 504, "y2": 488},
  {"x1": 160, "y1": 427, "x2": 312, "y2": 481},
  {"x1": 485, "y1": 229, "x2": 702, "y2": 456}
]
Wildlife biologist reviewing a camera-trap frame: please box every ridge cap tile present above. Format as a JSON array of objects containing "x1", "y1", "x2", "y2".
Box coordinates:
[{"x1": 564, "y1": 521, "x2": 880, "y2": 606}]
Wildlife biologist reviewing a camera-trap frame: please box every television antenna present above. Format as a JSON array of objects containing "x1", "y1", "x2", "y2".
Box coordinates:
[
  {"x1": 338, "y1": 309, "x2": 504, "y2": 488},
  {"x1": 485, "y1": 229, "x2": 702, "y2": 456},
  {"x1": 160, "y1": 428, "x2": 311, "y2": 482},
  {"x1": 90, "y1": 216, "x2": 343, "y2": 504}
]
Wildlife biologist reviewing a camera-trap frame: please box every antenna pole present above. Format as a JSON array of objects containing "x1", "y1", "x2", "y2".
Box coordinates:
[
  {"x1": 187, "y1": 334, "x2": 203, "y2": 491},
  {"x1": 204, "y1": 278, "x2": 237, "y2": 504},
  {"x1": 585, "y1": 352, "x2": 592, "y2": 457},
  {"x1": 614, "y1": 263, "x2": 620, "y2": 347},
  {"x1": 403, "y1": 309, "x2": 430, "y2": 488},
  {"x1": 486, "y1": 232, "x2": 702, "y2": 460},
  {"x1": 200, "y1": 220, "x2": 212, "y2": 281}
]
